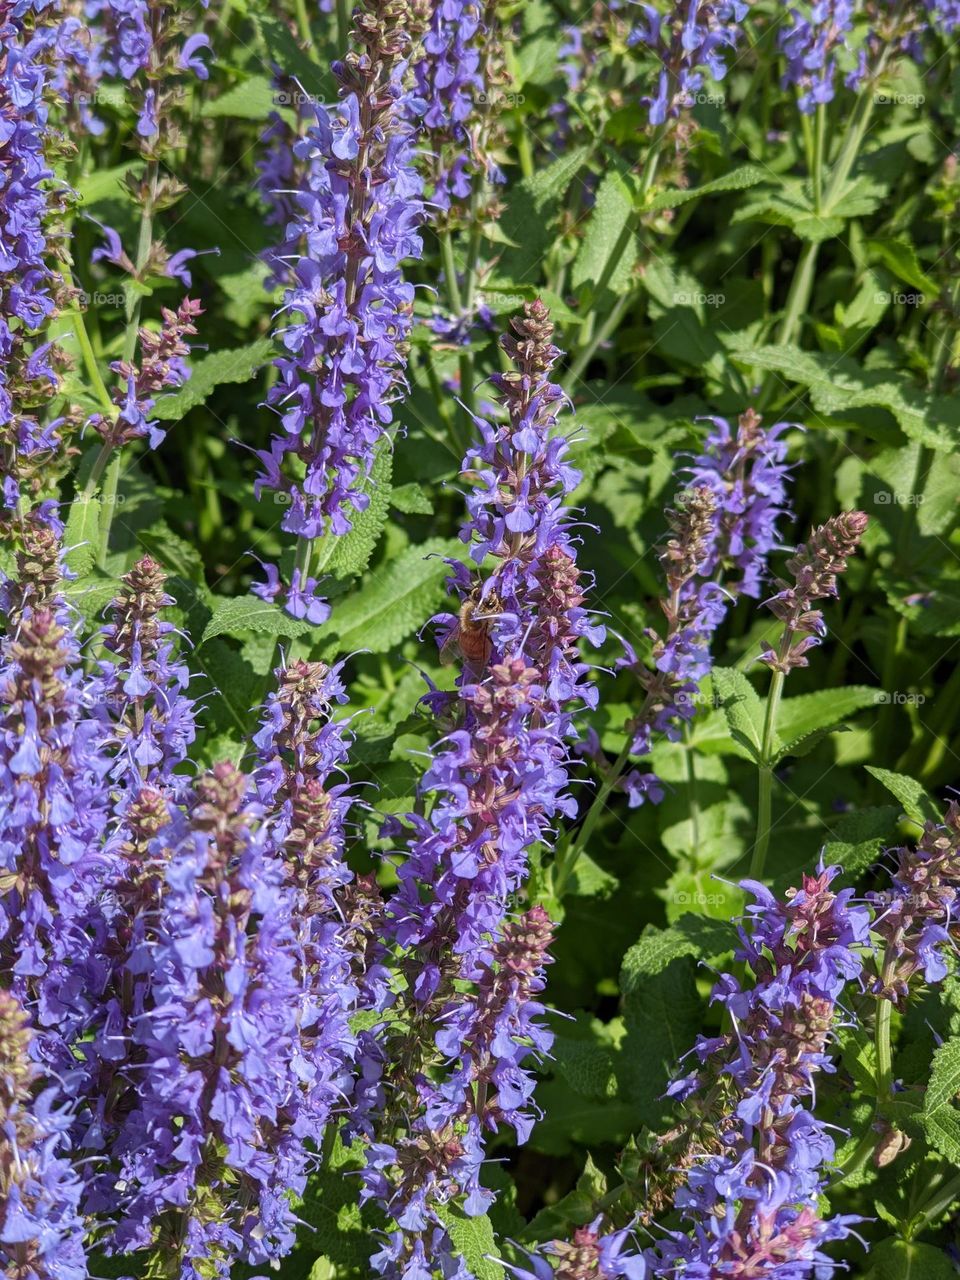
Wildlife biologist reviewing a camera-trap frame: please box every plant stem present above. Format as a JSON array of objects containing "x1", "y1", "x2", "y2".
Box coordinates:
[
  {"x1": 552, "y1": 738, "x2": 632, "y2": 900},
  {"x1": 59, "y1": 262, "x2": 115, "y2": 418},
  {"x1": 907, "y1": 1171, "x2": 960, "y2": 1240},
  {"x1": 750, "y1": 668, "x2": 784, "y2": 880}
]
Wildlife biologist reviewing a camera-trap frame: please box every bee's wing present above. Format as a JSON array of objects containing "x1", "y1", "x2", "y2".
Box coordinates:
[{"x1": 438, "y1": 626, "x2": 462, "y2": 666}]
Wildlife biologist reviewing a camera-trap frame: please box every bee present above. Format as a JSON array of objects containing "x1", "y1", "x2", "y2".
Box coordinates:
[{"x1": 439, "y1": 591, "x2": 502, "y2": 676}]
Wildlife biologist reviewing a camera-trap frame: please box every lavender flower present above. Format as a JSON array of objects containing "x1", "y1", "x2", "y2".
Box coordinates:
[
  {"x1": 684, "y1": 409, "x2": 792, "y2": 598},
  {"x1": 648, "y1": 867, "x2": 869, "y2": 1277},
  {"x1": 760, "y1": 509, "x2": 869, "y2": 673},
  {"x1": 779, "y1": 1, "x2": 862, "y2": 114},
  {"x1": 101, "y1": 763, "x2": 317, "y2": 1273},
  {"x1": 91, "y1": 555, "x2": 197, "y2": 787},
  {"x1": 0, "y1": 990, "x2": 87, "y2": 1280},
  {"x1": 87, "y1": 296, "x2": 202, "y2": 452},
  {"x1": 504, "y1": 1220, "x2": 647, "y2": 1280},
  {"x1": 360, "y1": 303, "x2": 600, "y2": 1278},
  {"x1": 870, "y1": 799, "x2": 960, "y2": 1002},
  {"x1": 253, "y1": 658, "x2": 360, "y2": 1126},
  {"x1": 629, "y1": 1, "x2": 749, "y2": 126},
  {"x1": 0, "y1": 545, "x2": 113, "y2": 1065},
  {"x1": 254, "y1": 0, "x2": 424, "y2": 622},
  {"x1": 616, "y1": 410, "x2": 791, "y2": 806},
  {"x1": 0, "y1": 0, "x2": 72, "y2": 525}
]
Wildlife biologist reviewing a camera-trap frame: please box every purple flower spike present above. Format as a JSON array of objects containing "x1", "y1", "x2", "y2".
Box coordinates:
[
  {"x1": 255, "y1": 0, "x2": 424, "y2": 621},
  {"x1": 646, "y1": 867, "x2": 869, "y2": 1277},
  {"x1": 0, "y1": 990, "x2": 87, "y2": 1280},
  {"x1": 629, "y1": 1, "x2": 748, "y2": 125}
]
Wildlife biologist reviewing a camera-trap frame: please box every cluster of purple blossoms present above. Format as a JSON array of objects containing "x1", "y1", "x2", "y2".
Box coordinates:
[
  {"x1": 0, "y1": 0, "x2": 73, "y2": 525},
  {"x1": 629, "y1": 0, "x2": 749, "y2": 126},
  {"x1": 0, "y1": 522, "x2": 113, "y2": 1071},
  {"x1": 89, "y1": 763, "x2": 319, "y2": 1273},
  {"x1": 91, "y1": 555, "x2": 198, "y2": 785},
  {"x1": 649, "y1": 867, "x2": 869, "y2": 1276},
  {"x1": 870, "y1": 799, "x2": 960, "y2": 1002},
  {"x1": 760, "y1": 509, "x2": 869, "y2": 673},
  {"x1": 0, "y1": 989, "x2": 87, "y2": 1280},
  {"x1": 254, "y1": 0, "x2": 424, "y2": 624},
  {"x1": 86, "y1": 296, "x2": 203, "y2": 452},
  {"x1": 414, "y1": 0, "x2": 484, "y2": 211},
  {"x1": 63, "y1": 0, "x2": 210, "y2": 142},
  {"x1": 358, "y1": 302, "x2": 601, "y2": 1278},
  {"x1": 252, "y1": 657, "x2": 361, "y2": 1127},
  {"x1": 616, "y1": 410, "x2": 791, "y2": 806},
  {"x1": 504, "y1": 1219, "x2": 647, "y2": 1280},
  {"x1": 779, "y1": 1, "x2": 865, "y2": 114}
]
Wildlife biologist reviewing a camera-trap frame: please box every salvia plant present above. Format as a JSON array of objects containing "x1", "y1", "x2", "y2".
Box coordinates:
[{"x1": 7, "y1": 0, "x2": 960, "y2": 1278}]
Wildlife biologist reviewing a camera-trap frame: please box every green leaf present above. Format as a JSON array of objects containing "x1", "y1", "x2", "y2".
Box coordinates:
[
  {"x1": 314, "y1": 441, "x2": 393, "y2": 580},
  {"x1": 648, "y1": 164, "x2": 766, "y2": 211},
  {"x1": 496, "y1": 146, "x2": 591, "y2": 283},
  {"x1": 621, "y1": 917, "x2": 737, "y2": 984},
  {"x1": 572, "y1": 164, "x2": 638, "y2": 299},
  {"x1": 865, "y1": 767, "x2": 941, "y2": 825},
  {"x1": 324, "y1": 537, "x2": 465, "y2": 656},
  {"x1": 63, "y1": 496, "x2": 102, "y2": 578},
  {"x1": 200, "y1": 595, "x2": 312, "y2": 646},
  {"x1": 726, "y1": 341, "x2": 960, "y2": 453},
  {"x1": 435, "y1": 1207, "x2": 503, "y2": 1280},
  {"x1": 251, "y1": 12, "x2": 335, "y2": 99},
  {"x1": 863, "y1": 1239, "x2": 958, "y2": 1280},
  {"x1": 75, "y1": 161, "x2": 144, "y2": 210},
  {"x1": 153, "y1": 338, "x2": 274, "y2": 422},
  {"x1": 866, "y1": 236, "x2": 939, "y2": 295},
  {"x1": 773, "y1": 685, "x2": 881, "y2": 760},
  {"x1": 201, "y1": 75, "x2": 278, "y2": 120},
  {"x1": 523, "y1": 1156, "x2": 607, "y2": 1244},
  {"x1": 824, "y1": 806, "x2": 900, "y2": 882},
  {"x1": 552, "y1": 1017, "x2": 623, "y2": 1100},
  {"x1": 287, "y1": 1133, "x2": 371, "y2": 1274},
  {"x1": 390, "y1": 482, "x2": 433, "y2": 515},
  {"x1": 922, "y1": 1037, "x2": 960, "y2": 1165},
  {"x1": 712, "y1": 667, "x2": 765, "y2": 761}
]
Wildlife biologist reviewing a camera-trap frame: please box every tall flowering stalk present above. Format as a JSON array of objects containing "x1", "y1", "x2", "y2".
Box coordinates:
[
  {"x1": 96, "y1": 762, "x2": 319, "y2": 1275},
  {"x1": 629, "y1": 0, "x2": 748, "y2": 126},
  {"x1": 254, "y1": 0, "x2": 424, "y2": 623},
  {"x1": 0, "y1": 526, "x2": 113, "y2": 1069},
  {"x1": 751, "y1": 510, "x2": 868, "y2": 879},
  {"x1": 0, "y1": 0, "x2": 74, "y2": 530},
  {"x1": 358, "y1": 302, "x2": 600, "y2": 1278},
  {"x1": 0, "y1": 989, "x2": 87, "y2": 1280},
  {"x1": 645, "y1": 867, "x2": 869, "y2": 1276},
  {"x1": 253, "y1": 657, "x2": 360, "y2": 1127},
  {"x1": 610, "y1": 410, "x2": 791, "y2": 809},
  {"x1": 91, "y1": 554, "x2": 197, "y2": 789}
]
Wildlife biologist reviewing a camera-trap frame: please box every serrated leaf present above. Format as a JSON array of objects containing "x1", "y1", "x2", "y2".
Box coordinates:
[
  {"x1": 824, "y1": 806, "x2": 899, "y2": 882},
  {"x1": 865, "y1": 767, "x2": 941, "y2": 825},
  {"x1": 435, "y1": 1207, "x2": 503, "y2": 1280},
  {"x1": 153, "y1": 338, "x2": 274, "y2": 421},
  {"x1": 726, "y1": 341, "x2": 960, "y2": 452},
  {"x1": 619, "y1": 951, "x2": 702, "y2": 1129},
  {"x1": 621, "y1": 917, "x2": 737, "y2": 985},
  {"x1": 324, "y1": 537, "x2": 465, "y2": 656},
  {"x1": 63, "y1": 496, "x2": 101, "y2": 578},
  {"x1": 773, "y1": 685, "x2": 881, "y2": 761},
  {"x1": 523, "y1": 1156, "x2": 607, "y2": 1244},
  {"x1": 648, "y1": 163, "x2": 766, "y2": 211},
  {"x1": 712, "y1": 667, "x2": 765, "y2": 761},
  {"x1": 572, "y1": 165, "x2": 638, "y2": 299},
  {"x1": 866, "y1": 236, "x2": 938, "y2": 295},
  {"x1": 552, "y1": 1017, "x2": 623, "y2": 1100},
  {"x1": 390, "y1": 482, "x2": 433, "y2": 515},
  {"x1": 313, "y1": 441, "x2": 393, "y2": 580},
  {"x1": 923, "y1": 1037, "x2": 960, "y2": 1165},
  {"x1": 200, "y1": 594, "x2": 311, "y2": 646}
]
